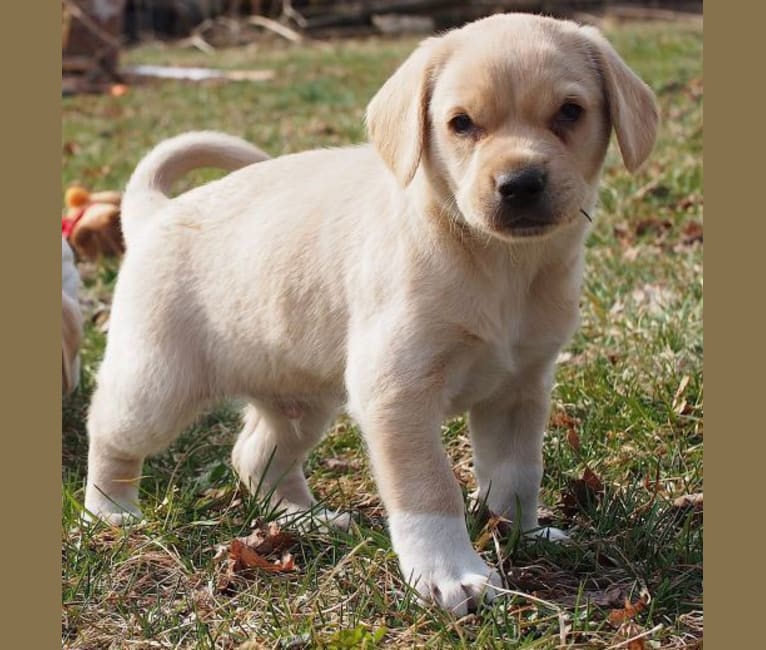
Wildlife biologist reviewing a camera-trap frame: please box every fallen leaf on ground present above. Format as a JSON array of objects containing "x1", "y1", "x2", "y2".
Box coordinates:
[
  {"x1": 559, "y1": 584, "x2": 626, "y2": 608},
  {"x1": 229, "y1": 539, "x2": 295, "y2": 573},
  {"x1": 671, "y1": 492, "x2": 703, "y2": 527},
  {"x1": 672, "y1": 375, "x2": 691, "y2": 412},
  {"x1": 613, "y1": 621, "x2": 648, "y2": 650},
  {"x1": 550, "y1": 410, "x2": 581, "y2": 451},
  {"x1": 635, "y1": 217, "x2": 672, "y2": 238},
  {"x1": 681, "y1": 220, "x2": 703, "y2": 245},
  {"x1": 550, "y1": 410, "x2": 579, "y2": 429},
  {"x1": 560, "y1": 466, "x2": 604, "y2": 517},
  {"x1": 686, "y1": 75, "x2": 703, "y2": 100},
  {"x1": 322, "y1": 457, "x2": 360, "y2": 472},
  {"x1": 672, "y1": 493, "x2": 703, "y2": 510},
  {"x1": 62, "y1": 141, "x2": 80, "y2": 156},
  {"x1": 240, "y1": 520, "x2": 296, "y2": 555},
  {"x1": 608, "y1": 594, "x2": 649, "y2": 626},
  {"x1": 677, "y1": 193, "x2": 702, "y2": 212},
  {"x1": 217, "y1": 521, "x2": 298, "y2": 591},
  {"x1": 475, "y1": 514, "x2": 511, "y2": 550}
]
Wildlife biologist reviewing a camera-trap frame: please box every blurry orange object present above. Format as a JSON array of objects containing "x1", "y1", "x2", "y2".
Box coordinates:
[
  {"x1": 65, "y1": 185, "x2": 90, "y2": 208},
  {"x1": 110, "y1": 84, "x2": 128, "y2": 97}
]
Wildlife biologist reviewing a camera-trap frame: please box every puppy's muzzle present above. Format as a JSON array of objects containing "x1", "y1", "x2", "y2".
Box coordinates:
[{"x1": 494, "y1": 165, "x2": 554, "y2": 233}]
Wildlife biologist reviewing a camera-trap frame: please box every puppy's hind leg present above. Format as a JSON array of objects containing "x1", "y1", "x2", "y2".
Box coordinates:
[
  {"x1": 84, "y1": 352, "x2": 205, "y2": 525},
  {"x1": 232, "y1": 399, "x2": 349, "y2": 530}
]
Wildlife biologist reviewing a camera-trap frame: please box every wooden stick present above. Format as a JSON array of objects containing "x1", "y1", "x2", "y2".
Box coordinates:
[{"x1": 248, "y1": 16, "x2": 303, "y2": 43}]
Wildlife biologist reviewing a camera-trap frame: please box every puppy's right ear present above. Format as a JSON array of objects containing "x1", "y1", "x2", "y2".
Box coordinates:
[{"x1": 366, "y1": 37, "x2": 444, "y2": 186}]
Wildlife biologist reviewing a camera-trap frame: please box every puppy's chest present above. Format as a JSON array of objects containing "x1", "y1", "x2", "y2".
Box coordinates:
[{"x1": 444, "y1": 289, "x2": 578, "y2": 413}]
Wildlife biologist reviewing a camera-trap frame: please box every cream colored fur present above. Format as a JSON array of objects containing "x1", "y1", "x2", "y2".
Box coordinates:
[{"x1": 85, "y1": 13, "x2": 657, "y2": 615}]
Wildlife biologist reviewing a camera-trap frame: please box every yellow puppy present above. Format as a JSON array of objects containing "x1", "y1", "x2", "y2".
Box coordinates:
[{"x1": 85, "y1": 14, "x2": 657, "y2": 614}]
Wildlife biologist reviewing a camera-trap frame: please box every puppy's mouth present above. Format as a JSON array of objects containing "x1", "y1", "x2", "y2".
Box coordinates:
[
  {"x1": 505, "y1": 218, "x2": 558, "y2": 238},
  {"x1": 492, "y1": 209, "x2": 561, "y2": 239},
  {"x1": 489, "y1": 208, "x2": 590, "y2": 240}
]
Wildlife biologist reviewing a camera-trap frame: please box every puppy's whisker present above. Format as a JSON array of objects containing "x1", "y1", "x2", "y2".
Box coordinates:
[{"x1": 579, "y1": 208, "x2": 592, "y2": 222}]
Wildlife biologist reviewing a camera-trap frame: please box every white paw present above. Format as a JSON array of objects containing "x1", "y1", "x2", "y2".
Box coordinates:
[
  {"x1": 81, "y1": 502, "x2": 143, "y2": 527},
  {"x1": 83, "y1": 486, "x2": 142, "y2": 525},
  {"x1": 525, "y1": 525, "x2": 569, "y2": 543},
  {"x1": 389, "y1": 512, "x2": 502, "y2": 616},
  {"x1": 275, "y1": 504, "x2": 352, "y2": 533},
  {"x1": 423, "y1": 564, "x2": 503, "y2": 616}
]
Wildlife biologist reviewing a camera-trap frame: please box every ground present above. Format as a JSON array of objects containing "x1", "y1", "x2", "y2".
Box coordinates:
[{"x1": 62, "y1": 18, "x2": 703, "y2": 649}]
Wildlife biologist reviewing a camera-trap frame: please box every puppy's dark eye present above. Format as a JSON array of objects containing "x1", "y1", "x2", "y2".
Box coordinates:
[
  {"x1": 449, "y1": 113, "x2": 475, "y2": 135},
  {"x1": 557, "y1": 102, "x2": 583, "y2": 123}
]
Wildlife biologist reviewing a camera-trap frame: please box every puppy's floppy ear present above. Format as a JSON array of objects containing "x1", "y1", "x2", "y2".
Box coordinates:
[
  {"x1": 366, "y1": 37, "x2": 445, "y2": 186},
  {"x1": 581, "y1": 26, "x2": 659, "y2": 172}
]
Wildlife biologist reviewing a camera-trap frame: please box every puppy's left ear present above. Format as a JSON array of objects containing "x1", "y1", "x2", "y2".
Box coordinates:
[
  {"x1": 366, "y1": 37, "x2": 446, "y2": 186},
  {"x1": 581, "y1": 26, "x2": 659, "y2": 173}
]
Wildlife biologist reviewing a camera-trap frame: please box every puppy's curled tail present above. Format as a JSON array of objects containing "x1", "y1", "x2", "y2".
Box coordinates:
[{"x1": 121, "y1": 131, "x2": 269, "y2": 244}]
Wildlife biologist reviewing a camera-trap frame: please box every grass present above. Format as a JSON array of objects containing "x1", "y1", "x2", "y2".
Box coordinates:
[{"x1": 62, "y1": 18, "x2": 703, "y2": 649}]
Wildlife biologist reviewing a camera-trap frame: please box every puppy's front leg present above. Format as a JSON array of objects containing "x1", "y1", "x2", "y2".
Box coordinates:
[
  {"x1": 347, "y1": 351, "x2": 501, "y2": 614},
  {"x1": 469, "y1": 367, "x2": 567, "y2": 541}
]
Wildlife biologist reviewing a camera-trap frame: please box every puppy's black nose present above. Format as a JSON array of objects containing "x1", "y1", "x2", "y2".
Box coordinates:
[{"x1": 497, "y1": 166, "x2": 547, "y2": 204}]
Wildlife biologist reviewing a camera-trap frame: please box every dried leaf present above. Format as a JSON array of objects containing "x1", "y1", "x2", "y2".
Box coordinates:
[
  {"x1": 635, "y1": 217, "x2": 672, "y2": 238},
  {"x1": 566, "y1": 428, "x2": 581, "y2": 452},
  {"x1": 681, "y1": 220, "x2": 703, "y2": 245},
  {"x1": 686, "y1": 75, "x2": 703, "y2": 100},
  {"x1": 582, "y1": 467, "x2": 604, "y2": 493},
  {"x1": 550, "y1": 410, "x2": 581, "y2": 451},
  {"x1": 322, "y1": 457, "x2": 360, "y2": 472},
  {"x1": 475, "y1": 515, "x2": 510, "y2": 551},
  {"x1": 240, "y1": 521, "x2": 296, "y2": 555},
  {"x1": 608, "y1": 594, "x2": 648, "y2": 626},
  {"x1": 550, "y1": 410, "x2": 579, "y2": 430},
  {"x1": 62, "y1": 141, "x2": 80, "y2": 156},
  {"x1": 672, "y1": 493, "x2": 703, "y2": 510},
  {"x1": 560, "y1": 584, "x2": 626, "y2": 608},
  {"x1": 614, "y1": 621, "x2": 648, "y2": 650},
  {"x1": 677, "y1": 194, "x2": 702, "y2": 211},
  {"x1": 560, "y1": 466, "x2": 604, "y2": 518},
  {"x1": 628, "y1": 637, "x2": 647, "y2": 650},
  {"x1": 672, "y1": 375, "x2": 691, "y2": 414},
  {"x1": 217, "y1": 522, "x2": 299, "y2": 591},
  {"x1": 229, "y1": 539, "x2": 296, "y2": 574}
]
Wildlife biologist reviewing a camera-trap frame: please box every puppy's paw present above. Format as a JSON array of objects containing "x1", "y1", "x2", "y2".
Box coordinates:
[
  {"x1": 275, "y1": 504, "x2": 352, "y2": 534},
  {"x1": 81, "y1": 504, "x2": 143, "y2": 527},
  {"x1": 525, "y1": 525, "x2": 570, "y2": 543},
  {"x1": 422, "y1": 563, "x2": 503, "y2": 616},
  {"x1": 83, "y1": 492, "x2": 143, "y2": 527},
  {"x1": 315, "y1": 508, "x2": 353, "y2": 531},
  {"x1": 390, "y1": 512, "x2": 503, "y2": 616}
]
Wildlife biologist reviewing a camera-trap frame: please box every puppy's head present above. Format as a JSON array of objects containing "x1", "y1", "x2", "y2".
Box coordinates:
[{"x1": 366, "y1": 14, "x2": 658, "y2": 241}]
